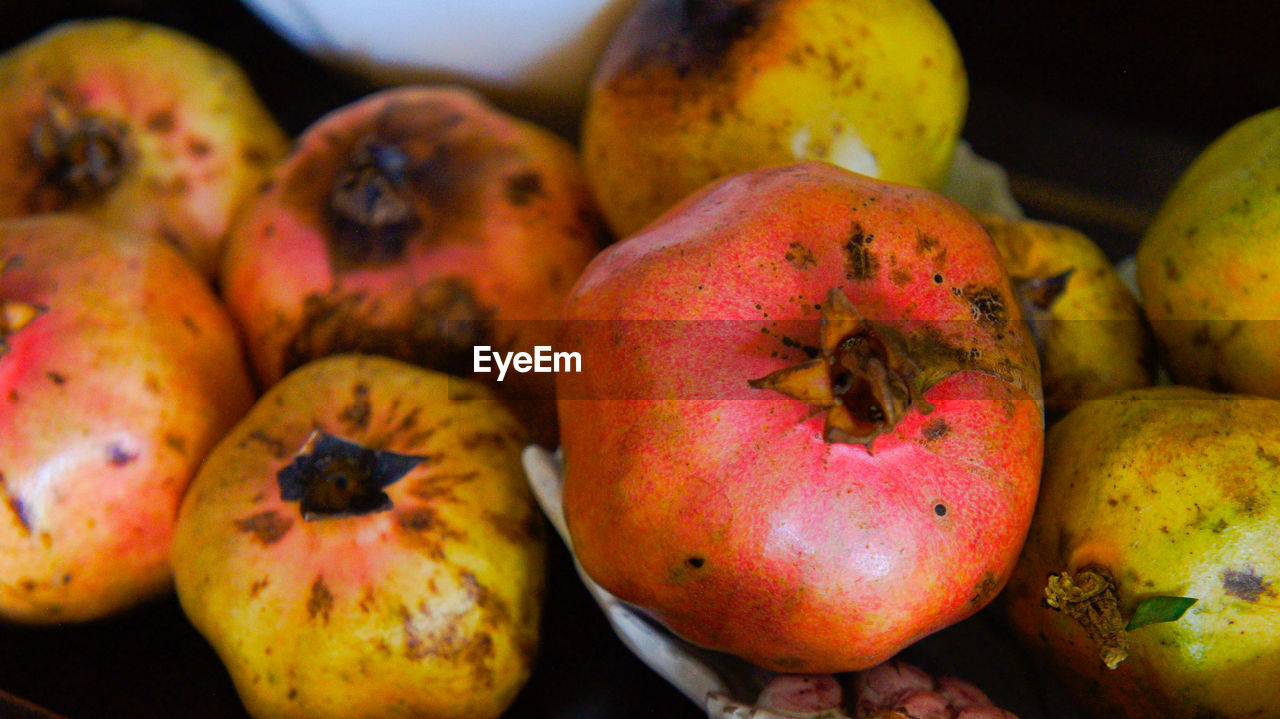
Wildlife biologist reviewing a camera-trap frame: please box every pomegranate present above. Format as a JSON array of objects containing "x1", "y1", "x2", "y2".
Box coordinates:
[
  {"x1": 0, "y1": 18, "x2": 288, "y2": 277},
  {"x1": 172, "y1": 354, "x2": 545, "y2": 719},
  {"x1": 220, "y1": 86, "x2": 604, "y2": 443},
  {"x1": 556, "y1": 162, "x2": 1042, "y2": 673},
  {"x1": 0, "y1": 215, "x2": 254, "y2": 623}
]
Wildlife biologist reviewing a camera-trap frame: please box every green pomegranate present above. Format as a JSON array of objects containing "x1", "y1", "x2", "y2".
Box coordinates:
[{"x1": 1005, "y1": 385, "x2": 1280, "y2": 718}]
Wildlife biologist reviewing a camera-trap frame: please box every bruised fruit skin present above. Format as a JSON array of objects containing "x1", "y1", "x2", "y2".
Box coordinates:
[
  {"x1": 582, "y1": 0, "x2": 968, "y2": 237},
  {"x1": 979, "y1": 214, "x2": 1153, "y2": 414},
  {"x1": 0, "y1": 215, "x2": 254, "y2": 623},
  {"x1": 221, "y1": 85, "x2": 602, "y2": 442},
  {"x1": 1005, "y1": 386, "x2": 1280, "y2": 719},
  {"x1": 1136, "y1": 105, "x2": 1280, "y2": 398},
  {"x1": 557, "y1": 162, "x2": 1043, "y2": 673},
  {"x1": 172, "y1": 355, "x2": 546, "y2": 719},
  {"x1": 0, "y1": 19, "x2": 288, "y2": 277}
]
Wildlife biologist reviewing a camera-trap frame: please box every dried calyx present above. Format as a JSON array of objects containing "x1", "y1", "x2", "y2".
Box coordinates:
[
  {"x1": 328, "y1": 133, "x2": 419, "y2": 263},
  {"x1": 1044, "y1": 568, "x2": 1128, "y2": 669},
  {"x1": 1012, "y1": 269, "x2": 1073, "y2": 353},
  {"x1": 29, "y1": 90, "x2": 131, "y2": 200},
  {"x1": 277, "y1": 429, "x2": 427, "y2": 520},
  {"x1": 749, "y1": 287, "x2": 938, "y2": 449}
]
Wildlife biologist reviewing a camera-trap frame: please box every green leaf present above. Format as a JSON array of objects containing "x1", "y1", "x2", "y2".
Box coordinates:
[{"x1": 1126, "y1": 596, "x2": 1198, "y2": 630}]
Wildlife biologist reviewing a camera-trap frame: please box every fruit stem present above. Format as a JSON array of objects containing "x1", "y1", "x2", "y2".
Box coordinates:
[
  {"x1": 749, "y1": 288, "x2": 935, "y2": 450},
  {"x1": 28, "y1": 90, "x2": 131, "y2": 201},
  {"x1": 328, "y1": 134, "x2": 419, "y2": 263},
  {"x1": 277, "y1": 429, "x2": 427, "y2": 520},
  {"x1": 1044, "y1": 568, "x2": 1129, "y2": 669}
]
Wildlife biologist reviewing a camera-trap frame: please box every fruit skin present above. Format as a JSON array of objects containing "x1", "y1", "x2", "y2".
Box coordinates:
[
  {"x1": 0, "y1": 215, "x2": 254, "y2": 623},
  {"x1": 979, "y1": 214, "x2": 1153, "y2": 414},
  {"x1": 581, "y1": 0, "x2": 968, "y2": 237},
  {"x1": 1136, "y1": 105, "x2": 1280, "y2": 398},
  {"x1": 1004, "y1": 385, "x2": 1280, "y2": 719},
  {"x1": 221, "y1": 85, "x2": 603, "y2": 442},
  {"x1": 172, "y1": 354, "x2": 546, "y2": 719},
  {"x1": 557, "y1": 162, "x2": 1042, "y2": 673},
  {"x1": 0, "y1": 18, "x2": 288, "y2": 278}
]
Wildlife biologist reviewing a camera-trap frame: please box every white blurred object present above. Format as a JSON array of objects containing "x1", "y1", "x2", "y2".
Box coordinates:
[
  {"x1": 239, "y1": 0, "x2": 641, "y2": 131},
  {"x1": 942, "y1": 141, "x2": 1025, "y2": 220}
]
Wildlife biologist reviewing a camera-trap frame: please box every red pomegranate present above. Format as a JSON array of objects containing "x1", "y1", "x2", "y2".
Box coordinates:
[{"x1": 556, "y1": 162, "x2": 1043, "y2": 673}]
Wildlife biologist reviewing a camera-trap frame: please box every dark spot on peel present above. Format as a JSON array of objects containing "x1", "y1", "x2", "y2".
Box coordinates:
[
  {"x1": 504, "y1": 171, "x2": 543, "y2": 205},
  {"x1": 234, "y1": 510, "x2": 294, "y2": 546},
  {"x1": 921, "y1": 418, "x2": 949, "y2": 441},
  {"x1": 244, "y1": 429, "x2": 289, "y2": 459},
  {"x1": 249, "y1": 577, "x2": 270, "y2": 599},
  {"x1": 970, "y1": 572, "x2": 1001, "y2": 606},
  {"x1": 284, "y1": 279, "x2": 494, "y2": 380},
  {"x1": 242, "y1": 144, "x2": 274, "y2": 167},
  {"x1": 686, "y1": 556, "x2": 705, "y2": 569},
  {"x1": 186, "y1": 137, "x2": 211, "y2": 157},
  {"x1": 46, "y1": 371, "x2": 67, "y2": 385},
  {"x1": 1222, "y1": 566, "x2": 1273, "y2": 603},
  {"x1": 844, "y1": 223, "x2": 878, "y2": 280},
  {"x1": 165, "y1": 434, "x2": 187, "y2": 454},
  {"x1": 145, "y1": 108, "x2": 175, "y2": 133},
  {"x1": 960, "y1": 285, "x2": 1008, "y2": 330},
  {"x1": 307, "y1": 576, "x2": 334, "y2": 623},
  {"x1": 784, "y1": 242, "x2": 816, "y2": 270},
  {"x1": 340, "y1": 383, "x2": 372, "y2": 430},
  {"x1": 614, "y1": 0, "x2": 777, "y2": 80}
]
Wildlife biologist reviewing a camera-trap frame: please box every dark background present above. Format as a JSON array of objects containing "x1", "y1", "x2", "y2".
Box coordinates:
[{"x1": 2, "y1": 1, "x2": 1277, "y2": 717}]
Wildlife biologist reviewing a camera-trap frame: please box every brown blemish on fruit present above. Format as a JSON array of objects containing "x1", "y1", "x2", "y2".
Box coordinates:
[
  {"x1": 339, "y1": 383, "x2": 373, "y2": 431},
  {"x1": 1257, "y1": 446, "x2": 1280, "y2": 467},
  {"x1": 915, "y1": 231, "x2": 939, "y2": 255},
  {"x1": 784, "y1": 242, "x2": 817, "y2": 270},
  {"x1": 165, "y1": 433, "x2": 187, "y2": 454},
  {"x1": 461, "y1": 431, "x2": 514, "y2": 450},
  {"x1": 285, "y1": 279, "x2": 495, "y2": 379},
  {"x1": 970, "y1": 572, "x2": 1001, "y2": 606},
  {"x1": 46, "y1": 371, "x2": 66, "y2": 385},
  {"x1": 242, "y1": 144, "x2": 274, "y2": 167},
  {"x1": 186, "y1": 136, "x2": 211, "y2": 157},
  {"x1": 234, "y1": 510, "x2": 294, "y2": 546},
  {"x1": 1163, "y1": 257, "x2": 1181, "y2": 282},
  {"x1": 397, "y1": 507, "x2": 465, "y2": 559},
  {"x1": 409, "y1": 471, "x2": 479, "y2": 502},
  {"x1": 145, "y1": 108, "x2": 175, "y2": 133},
  {"x1": 921, "y1": 417, "x2": 950, "y2": 441},
  {"x1": 504, "y1": 171, "x2": 543, "y2": 205},
  {"x1": 956, "y1": 285, "x2": 1008, "y2": 332},
  {"x1": 307, "y1": 576, "x2": 334, "y2": 623},
  {"x1": 609, "y1": 0, "x2": 779, "y2": 81},
  {"x1": 890, "y1": 268, "x2": 911, "y2": 286},
  {"x1": 249, "y1": 577, "x2": 270, "y2": 599},
  {"x1": 1222, "y1": 567, "x2": 1274, "y2": 602},
  {"x1": 843, "y1": 223, "x2": 878, "y2": 280},
  {"x1": 244, "y1": 429, "x2": 289, "y2": 459},
  {"x1": 484, "y1": 508, "x2": 544, "y2": 546}
]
